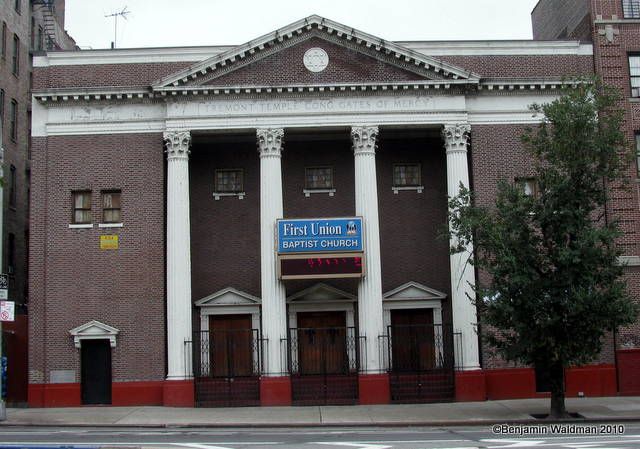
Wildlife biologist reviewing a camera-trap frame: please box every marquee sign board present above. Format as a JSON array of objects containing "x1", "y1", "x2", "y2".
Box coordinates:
[
  {"x1": 278, "y1": 253, "x2": 365, "y2": 280},
  {"x1": 277, "y1": 217, "x2": 363, "y2": 254}
]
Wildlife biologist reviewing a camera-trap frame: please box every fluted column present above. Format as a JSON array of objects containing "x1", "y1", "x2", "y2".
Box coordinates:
[
  {"x1": 258, "y1": 128, "x2": 287, "y2": 376},
  {"x1": 443, "y1": 123, "x2": 481, "y2": 371},
  {"x1": 352, "y1": 126, "x2": 384, "y2": 373},
  {"x1": 164, "y1": 130, "x2": 193, "y2": 380}
]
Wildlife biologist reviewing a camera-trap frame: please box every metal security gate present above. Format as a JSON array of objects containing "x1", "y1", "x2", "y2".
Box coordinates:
[
  {"x1": 192, "y1": 326, "x2": 262, "y2": 407},
  {"x1": 285, "y1": 326, "x2": 361, "y2": 405},
  {"x1": 387, "y1": 322, "x2": 456, "y2": 403}
]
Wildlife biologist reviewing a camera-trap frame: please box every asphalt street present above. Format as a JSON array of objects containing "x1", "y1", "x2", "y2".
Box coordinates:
[{"x1": 0, "y1": 423, "x2": 640, "y2": 449}]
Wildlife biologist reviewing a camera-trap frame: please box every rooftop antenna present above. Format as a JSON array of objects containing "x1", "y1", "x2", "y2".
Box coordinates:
[{"x1": 105, "y1": 6, "x2": 130, "y2": 49}]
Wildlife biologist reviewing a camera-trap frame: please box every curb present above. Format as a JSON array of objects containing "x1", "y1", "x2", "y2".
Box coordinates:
[{"x1": 1, "y1": 416, "x2": 640, "y2": 428}]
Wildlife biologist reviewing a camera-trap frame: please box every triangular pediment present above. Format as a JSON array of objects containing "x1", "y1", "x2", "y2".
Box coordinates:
[
  {"x1": 287, "y1": 283, "x2": 356, "y2": 303},
  {"x1": 69, "y1": 320, "x2": 120, "y2": 348},
  {"x1": 153, "y1": 15, "x2": 479, "y2": 91},
  {"x1": 69, "y1": 320, "x2": 119, "y2": 337},
  {"x1": 383, "y1": 281, "x2": 447, "y2": 301},
  {"x1": 196, "y1": 287, "x2": 261, "y2": 307}
]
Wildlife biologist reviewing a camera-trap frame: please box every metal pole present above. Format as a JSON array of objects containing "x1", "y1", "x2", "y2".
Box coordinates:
[{"x1": 0, "y1": 120, "x2": 6, "y2": 421}]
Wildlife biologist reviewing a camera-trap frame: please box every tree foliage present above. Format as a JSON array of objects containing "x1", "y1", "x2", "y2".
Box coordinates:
[{"x1": 448, "y1": 80, "x2": 639, "y2": 417}]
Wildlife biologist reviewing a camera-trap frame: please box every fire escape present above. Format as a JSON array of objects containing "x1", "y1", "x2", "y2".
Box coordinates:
[{"x1": 31, "y1": 0, "x2": 58, "y2": 50}]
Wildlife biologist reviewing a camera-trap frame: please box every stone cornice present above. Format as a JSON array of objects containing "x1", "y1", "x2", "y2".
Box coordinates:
[{"x1": 33, "y1": 78, "x2": 575, "y2": 104}]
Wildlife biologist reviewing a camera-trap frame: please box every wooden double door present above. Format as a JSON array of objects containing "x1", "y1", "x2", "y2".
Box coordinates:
[
  {"x1": 297, "y1": 311, "x2": 349, "y2": 375},
  {"x1": 208, "y1": 314, "x2": 254, "y2": 378},
  {"x1": 194, "y1": 314, "x2": 260, "y2": 407},
  {"x1": 290, "y1": 311, "x2": 358, "y2": 405}
]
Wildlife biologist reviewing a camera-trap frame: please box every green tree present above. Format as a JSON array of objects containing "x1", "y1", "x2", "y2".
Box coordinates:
[{"x1": 448, "y1": 81, "x2": 639, "y2": 418}]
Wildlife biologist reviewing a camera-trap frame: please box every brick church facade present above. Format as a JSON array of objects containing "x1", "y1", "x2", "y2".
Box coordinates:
[{"x1": 27, "y1": 1, "x2": 640, "y2": 407}]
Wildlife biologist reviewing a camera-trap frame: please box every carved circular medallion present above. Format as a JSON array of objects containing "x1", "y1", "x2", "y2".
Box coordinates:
[{"x1": 303, "y1": 48, "x2": 329, "y2": 73}]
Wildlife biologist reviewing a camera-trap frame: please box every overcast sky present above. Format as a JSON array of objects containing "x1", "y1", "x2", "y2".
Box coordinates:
[{"x1": 65, "y1": 0, "x2": 542, "y2": 50}]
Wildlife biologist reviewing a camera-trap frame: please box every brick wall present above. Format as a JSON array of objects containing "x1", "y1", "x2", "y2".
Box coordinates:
[
  {"x1": 532, "y1": 0, "x2": 593, "y2": 41},
  {"x1": 32, "y1": 61, "x2": 192, "y2": 90},
  {"x1": 437, "y1": 55, "x2": 593, "y2": 78},
  {"x1": 29, "y1": 133, "x2": 166, "y2": 384},
  {"x1": 189, "y1": 137, "x2": 261, "y2": 303}
]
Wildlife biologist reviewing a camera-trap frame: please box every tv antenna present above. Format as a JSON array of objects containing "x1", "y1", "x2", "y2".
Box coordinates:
[{"x1": 105, "y1": 6, "x2": 130, "y2": 49}]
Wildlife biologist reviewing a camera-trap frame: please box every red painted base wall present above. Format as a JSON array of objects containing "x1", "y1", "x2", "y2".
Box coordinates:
[
  {"x1": 358, "y1": 373, "x2": 390, "y2": 405},
  {"x1": 456, "y1": 364, "x2": 616, "y2": 401},
  {"x1": 27, "y1": 364, "x2": 621, "y2": 407},
  {"x1": 618, "y1": 349, "x2": 640, "y2": 395},
  {"x1": 260, "y1": 377, "x2": 292, "y2": 406}
]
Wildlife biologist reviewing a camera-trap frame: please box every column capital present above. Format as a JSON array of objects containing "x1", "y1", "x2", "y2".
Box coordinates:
[
  {"x1": 442, "y1": 124, "x2": 471, "y2": 155},
  {"x1": 257, "y1": 128, "x2": 284, "y2": 158},
  {"x1": 351, "y1": 126, "x2": 379, "y2": 156},
  {"x1": 164, "y1": 131, "x2": 191, "y2": 160}
]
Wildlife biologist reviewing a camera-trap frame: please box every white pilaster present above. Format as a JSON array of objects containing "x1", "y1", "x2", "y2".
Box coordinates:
[
  {"x1": 352, "y1": 126, "x2": 384, "y2": 373},
  {"x1": 164, "y1": 130, "x2": 193, "y2": 380},
  {"x1": 257, "y1": 128, "x2": 287, "y2": 376},
  {"x1": 443, "y1": 123, "x2": 481, "y2": 371}
]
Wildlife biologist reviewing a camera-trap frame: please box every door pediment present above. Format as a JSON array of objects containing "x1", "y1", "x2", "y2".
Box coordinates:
[
  {"x1": 69, "y1": 320, "x2": 120, "y2": 348},
  {"x1": 383, "y1": 281, "x2": 447, "y2": 301},
  {"x1": 153, "y1": 15, "x2": 479, "y2": 92},
  {"x1": 287, "y1": 283, "x2": 356, "y2": 303},
  {"x1": 196, "y1": 287, "x2": 261, "y2": 307}
]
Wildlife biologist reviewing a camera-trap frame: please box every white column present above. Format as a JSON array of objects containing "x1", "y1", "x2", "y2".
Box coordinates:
[
  {"x1": 443, "y1": 123, "x2": 481, "y2": 371},
  {"x1": 164, "y1": 130, "x2": 193, "y2": 380},
  {"x1": 257, "y1": 128, "x2": 287, "y2": 376},
  {"x1": 352, "y1": 126, "x2": 384, "y2": 374}
]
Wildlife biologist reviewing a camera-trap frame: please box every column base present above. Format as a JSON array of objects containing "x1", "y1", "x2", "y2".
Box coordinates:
[
  {"x1": 358, "y1": 373, "x2": 390, "y2": 405},
  {"x1": 260, "y1": 376, "x2": 292, "y2": 406},
  {"x1": 163, "y1": 379, "x2": 194, "y2": 407},
  {"x1": 455, "y1": 370, "x2": 486, "y2": 402}
]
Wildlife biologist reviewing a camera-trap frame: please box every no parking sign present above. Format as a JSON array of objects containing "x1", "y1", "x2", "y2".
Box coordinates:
[{"x1": 0, "y1": 302, "x2": 14, "y2": 322}]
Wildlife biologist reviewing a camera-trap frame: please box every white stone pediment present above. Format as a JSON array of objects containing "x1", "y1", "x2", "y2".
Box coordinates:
[
  {"x1": 383, "y1": 281, "x2": 447, "y2": 301},
  {"x1": 69, "y1": 320, "x2": 120, "y2": 348},
  {"x1": 153, "y1": 15, "x2": 479, "y2": 91},
  {"x1": 287, "y1": 283, "x2": 356, "y2": 303},
  {"x1": 196, "y1": 287, "x2": 261, "y2": 307}
]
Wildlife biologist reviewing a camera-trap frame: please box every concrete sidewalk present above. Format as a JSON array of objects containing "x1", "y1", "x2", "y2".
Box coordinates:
[{"x1": 2, "y1": 396, "x2": 640, "y2": 427}]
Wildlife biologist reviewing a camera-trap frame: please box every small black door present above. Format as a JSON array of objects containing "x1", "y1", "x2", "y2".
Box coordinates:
[{"x1": 81, "y1": 339, "x2": 112, "y2": 405}]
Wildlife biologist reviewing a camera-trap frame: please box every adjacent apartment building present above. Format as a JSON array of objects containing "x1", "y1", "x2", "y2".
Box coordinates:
[
  {"x1": 0, "y1": 0, "x2": 75, "y2": 405},
  {"x1": 26, "y1": 0, "x2": 640, "y2": 407}
]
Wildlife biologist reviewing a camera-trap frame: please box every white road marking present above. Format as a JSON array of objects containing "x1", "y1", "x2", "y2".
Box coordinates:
[
  {"x1": 483, "y1": 439, "x2": 546, "y2": 447},
  {"x1": 170, "y1": 444, "x2": 235, "y2": 449},
  {"x1": 316, "y1": 443, "x2": 392, "y2": 449}
]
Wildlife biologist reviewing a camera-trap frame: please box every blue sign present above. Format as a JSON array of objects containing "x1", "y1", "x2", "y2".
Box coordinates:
[{"x1": 277, "y1": 217, "x2": 363, "y2": 254}]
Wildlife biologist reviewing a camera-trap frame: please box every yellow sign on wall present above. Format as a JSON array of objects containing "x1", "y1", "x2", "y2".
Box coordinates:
[{"x1": 100, "y1": 235, "x2": 119, "y2": 250}]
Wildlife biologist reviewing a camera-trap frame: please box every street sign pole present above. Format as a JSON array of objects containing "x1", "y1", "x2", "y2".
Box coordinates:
[{"x1": 0, "y1": 120, "x2": 6, "y2": 420}]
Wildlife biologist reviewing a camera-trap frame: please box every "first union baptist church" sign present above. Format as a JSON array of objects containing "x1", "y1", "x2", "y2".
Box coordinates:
[{"x1": 277, "y1": 217, "x2": 363, "y2": 254}]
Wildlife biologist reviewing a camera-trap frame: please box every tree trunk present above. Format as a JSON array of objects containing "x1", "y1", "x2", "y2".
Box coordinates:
[{"x1": 548, "y1": 361, "x2": 569, "y2": 419}]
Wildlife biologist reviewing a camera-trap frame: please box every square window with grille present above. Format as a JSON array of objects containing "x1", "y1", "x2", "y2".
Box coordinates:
[
  {"x1": 102, "y1": 190, "x2": 121, "y2": 223},
  {"x1": 630, "y1": 55, "x2": 640, "y2": 97},
  {"x1": 393, "y1": 163, "x2": 421, "y2": 187},
  {"x1": 305, "y1": 166, "x2": 333, "y2": 190},
  {"x1": 214, "y1": 169, "x2": 244, "y2": 193},
  {"x1": 72, "y1": 191, "x2": 92, "y2": 224},
  {"x1": 624, "y1": 0, "x2": 640, "y2": 18}
]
